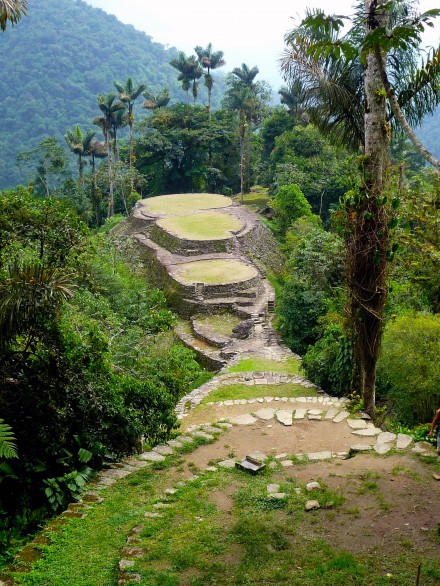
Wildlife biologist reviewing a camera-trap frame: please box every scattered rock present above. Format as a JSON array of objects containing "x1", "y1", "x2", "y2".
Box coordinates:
[
  {"x1": 396, "y1": 433, "x2": 413, "y2": 450},
  {"x1": 218, "y1": 459, "x2": 236, "y2": 469},
  {"x1": 119, "y1": 559, "x2": 135, "y2": 570},
  {"x1": 280, "y1": 460, "x2": 294, "y2": 467},
  {"x1": 305, "y1": 500, "x2": 320, "y2": 511},
  {"x1": 293, "y1": 409, "x2": 307, "y2": 420},
  {"x1": 267, "y1": 484, "x2": 280, "y2": 493},
  {"x1": 248, "y1": 451, "x2": 268, "y2": 462},
  {"x1": 307, "y1": 451, "x2": 332, "y2": 460},
  {"x1": 268, "y1": 492, "x2": 287, "y2": 499},
  {"x1": 433, "y1": 474, "x2": 440, "y2": 481},
  {"x1": 306, "y1": 482, "x2": 321, "y2": 492},
  {"x1": 231, "y1": 319, "x2": 254, "y2": 339}
]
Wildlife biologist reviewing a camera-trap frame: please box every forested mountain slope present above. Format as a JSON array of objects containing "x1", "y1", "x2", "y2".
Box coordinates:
[{"x1": 0, "y1": 0, "x2": 224, "y2": 188}]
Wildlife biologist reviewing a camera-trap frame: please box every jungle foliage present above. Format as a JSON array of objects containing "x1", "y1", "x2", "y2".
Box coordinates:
[{"x1": 0, "y1": 188, "x2": 204, "y2": 559}]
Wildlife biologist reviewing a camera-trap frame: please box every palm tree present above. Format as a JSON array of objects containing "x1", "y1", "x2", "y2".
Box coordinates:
[
  {"x1": 64, "y1": 126, "x2": 95, "y2": 187},
  {"x1": 114, "y1": 77, "x2": 146, "y2": 173},
  {"x1": 88, "y1": 140, "x2": 107, "y2": 225},
  {"x1": 170, "y1": 52, "x2": 202, "y2": 105},
  {"x1": 93, "y1": 93, "x2": 125, "y2": 217},
  {"x1": 0, "y1": 0, "x2": 26, "y2": 31},
  {"x1": 194, "y1": 43, "x2": 225, "y2": 117},
  {"x1": 223, "y1": 64, "x2": 269, "y2": 198},
  {"x1": 142, "y1": 87, "x2": 170, "y2": 111},
  {"x1": 280, "y1": 2, "x2": 440, "y2": 414}
]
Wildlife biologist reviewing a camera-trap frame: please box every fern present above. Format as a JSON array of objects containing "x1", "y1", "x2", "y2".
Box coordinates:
[{"x1": 0, "y1": 419, "x2": 18, "y2": 459}]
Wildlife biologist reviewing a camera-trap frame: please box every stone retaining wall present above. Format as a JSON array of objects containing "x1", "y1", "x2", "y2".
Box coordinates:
[{"x1": 150, "y1": 223, "x2": 233, "y2": 256}]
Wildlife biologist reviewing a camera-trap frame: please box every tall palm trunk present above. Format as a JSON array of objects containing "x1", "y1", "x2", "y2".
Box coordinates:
[
  {"x1": 105, "y1": 130, "x2": 114, "y2": 218},
  {"x1": 347, "y1": 0, "x2": 390, "y2": 415}
]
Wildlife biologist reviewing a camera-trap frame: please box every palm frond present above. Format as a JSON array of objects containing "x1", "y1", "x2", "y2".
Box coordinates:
[{"x1": 0, "y1": 0, "x2": 27, "y2": 30}]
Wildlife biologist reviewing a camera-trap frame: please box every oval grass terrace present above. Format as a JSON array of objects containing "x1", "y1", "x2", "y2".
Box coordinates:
[
  {"x1": 172, "y1": 258, "x2": 259, "y2": 286},
  {"x1": 156, "y1": 210, "x2": 243, "y2": 241},
  {"x1": 140, "y1": 193, "x2": 232, "y2": 216}
]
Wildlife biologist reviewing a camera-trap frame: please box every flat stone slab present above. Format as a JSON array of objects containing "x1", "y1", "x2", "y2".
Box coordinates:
[
  {"x1": 144, "y1": 511, "x2": 163, "y2": 518},
  {"x1": 202, "y1": 425, "x2": 222, "y2": 434},
  {"x1": 377, "y1": 432, "x2": 396, "y2": 444},
  {"x1": 308, "y1": 415, "x2": 322, "y2": 420},
  {"x1": 267, "y1": 484, "x2": 280, "y2": 493},
  {"x1": 350, "y1": 444, "x2": 373, "y2": 452},
  {"x1": 374, "y1": 442, "x2": 393, "y2": 455},
  {"x1": 268, "y1": 492, "x2": 287, "y2": 499},
  {"x1": 140, "y1": 451, "x2": 165, "y2": 462},
  {"x1": 192, "y1": 431, "x2": 214, "y2": 440},
  {"x1": 396, "y1": 433, "x2": 413, "y2": 450},
  {"x1": 229, "y1": 414, "x2": 257, "y2": 425},
  {"x1": 333, "y1": 411, "x2": 350, "y2": 423},
  {"x1": 218, "y1": 459, "x2": 237, "y2": 469},
  {"x1": 254, "y1": 408, "x2": 276, "y2": 420},
  {"x1": 308, "y1": 409, "x2": 323, "y2": 416},
  {"x1": 280, "y1": 460, "x2": 294, "y2": 467},
  {"x1": 216, "y1": 422, "x2": 233, "y2": 429},
  {"x1": 224, "y1": 400, "x2": 234, "y2": 406},
  {"x1": 167, "y1": 440, "x2": 183, "y2": 448},
  {"x1": 248, "y1": 451, "x2": 268, "y2": 462},
  {"x1": 307, "y1": 451, "x2": 332, "y2": 460},
  {"x1": 351, "y1": 428, "x2": 382, "y2": 436},
  {"x1": 276, "y1": 410, "x2": 293, "y2": 426},
  {"x1": 347, "y1": 419, "x2": 368, "y2": 429},
  {"x1": 294, "y1": 409, "x2": 307, "y2": 420},
  {"x1": 153, "y1": 445, "x2": 174, "y2": 455}
]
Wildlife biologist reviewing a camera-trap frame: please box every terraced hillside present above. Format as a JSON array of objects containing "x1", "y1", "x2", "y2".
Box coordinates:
[{"x1": 113, "y1": 193, "x2": 285, "y2": 369}]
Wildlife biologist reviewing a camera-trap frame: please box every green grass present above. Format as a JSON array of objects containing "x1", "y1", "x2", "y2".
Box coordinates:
[
  {"x1": 141, "y1": 193, "x2": 231, "y2": 215},
  {"x1": 10, "y1": 446, "x2": 440, "y2": 586},
  {"x1": 193, "y1": 313, "x2": 242, "y2": 336},
  {"x1": 233, "y1": 187, "x2": 270, "y2": 210},
  {"x1": 174, "y1": 259, "x2": 257, "y2": 285},
  {"x1": 228, "y1": 355, "x2": 303, "y2": 376},
  {"x1": 158, "y1": 212, "x2": 242, "y2": 240},
  {"x1": 201, "y1": 383, "x2": 316, "y2": 403}
]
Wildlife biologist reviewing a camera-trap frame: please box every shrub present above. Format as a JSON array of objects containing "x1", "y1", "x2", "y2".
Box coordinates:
[
  {"x1": 376, "y1": 314, "x2": 440, "y2": 424},
  {"x1": 272, "y1": 184, "x2": 312, "y2": 237},
  {"x1": 302, "y1": 325, "x2": 353, "y2": 396}
]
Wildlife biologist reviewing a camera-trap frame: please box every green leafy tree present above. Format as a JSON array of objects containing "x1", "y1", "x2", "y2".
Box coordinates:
[
  {"x1": 194, "y1": 43, "x2": 225, "y2": 117},
  {"x1": 272, "y1": 183, "x2": 312, "y2": 237},
  {"x1": 280, "y1": 2, "x2": 440, "y2": 414},
  {"x1": 17, "y1": 137, "x2": 67, "y2": 198}
]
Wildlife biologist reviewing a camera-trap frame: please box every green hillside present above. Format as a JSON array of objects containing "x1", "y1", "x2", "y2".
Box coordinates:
[{"x1": 0, "y1": 0, "x2": 224, "y2": 188}]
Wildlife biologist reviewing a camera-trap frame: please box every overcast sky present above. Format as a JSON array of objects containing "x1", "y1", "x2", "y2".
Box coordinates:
[{"x1": 85, "y1": 0, "x2": 440, "y2": 90}]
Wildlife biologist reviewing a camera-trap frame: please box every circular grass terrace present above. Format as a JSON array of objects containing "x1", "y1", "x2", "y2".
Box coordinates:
[
  {"x1": 156, "y1": 211, "x2": 243, "y2": 240},
  {"x1": 173, "y1": 259, "x2": 258, "y2": 285},
  {"x1": 140, "y1": 193, "x2": 232, "y2": 216}
]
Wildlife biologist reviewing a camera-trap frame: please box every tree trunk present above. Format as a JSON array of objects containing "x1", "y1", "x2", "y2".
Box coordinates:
[{"x1": 347, "y1": 1, "x2": 390, "y2": 415}]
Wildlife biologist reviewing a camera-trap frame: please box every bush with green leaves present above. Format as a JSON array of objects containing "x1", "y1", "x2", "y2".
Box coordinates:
[
  {"x1": 302, "y1": 325, "x2": 353, "y2": 396},
  {"x1": 376, "y1": 314, "x2": 440, "y2": 425},
  {"x1": 0, "y1": 188, "x2": 205, "y2": 555},
  {"x1": 276, "y1": 217, "x2": 345, "y2": 354},
  {"x1": 272, "y1": 184, "x2": 312, "y2": 237}
]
